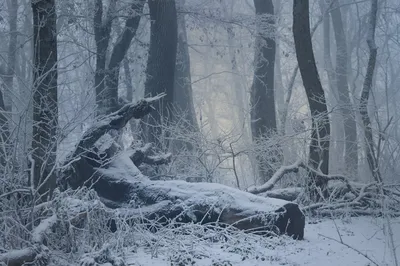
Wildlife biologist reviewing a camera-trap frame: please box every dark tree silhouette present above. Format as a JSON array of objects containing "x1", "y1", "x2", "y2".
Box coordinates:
[
  {"x1": 94, "y1": 0, "x2": 145, "y2": 115},
  {"x1": 171, "y1": 0, "x2": 199, "y2": 152},
  {"x1": 359, "y1": 0, "x2": 381, "y2": 183},
  {"x1": 250, "y1": 0, "x2": 278, "y2": 182},
  {"x1": 31, "y1": 0, "x2": 58, "y2": 197},
  {"x1": 143, "y1": 0, "x2": 178, "y2": 148},
  {"x1": 293, "y1": 0, "x2": 330, "y2": 201},
  {"x1": 330, "y1": 1, "x2": 358, "y2": 174}
]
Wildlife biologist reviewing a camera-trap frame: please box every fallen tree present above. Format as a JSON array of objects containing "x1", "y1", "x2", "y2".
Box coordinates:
[
  {"x1": 59, "y1": 97, "x2": 305, "y2": 240},
  {"x1": 247, "y1": 161, "x2": 400, "y2": 217},
  {"x1": 1, "y1": 97, "x2": 305, "y2": 266}
]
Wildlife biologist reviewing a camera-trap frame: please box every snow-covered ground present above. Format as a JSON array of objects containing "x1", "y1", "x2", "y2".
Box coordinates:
[{"x1": 126, "y1": 216, "x2": 400, "y2": 266}]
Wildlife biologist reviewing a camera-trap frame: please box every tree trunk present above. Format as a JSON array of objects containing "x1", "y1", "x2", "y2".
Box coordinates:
[
  {"x1": 143, "y1": 0, "x2": 178, "y2": 148},
  {"x1": 280, "y1": 11, "x2": 325, "y2": 137},
  {"x1": 124, "y1": 58, "x2": 134, "y2": 103},
  {"x1": 93, "y1": 0, "x2": 115, "y2": 115},
  {"x1": 0, "y1": 0, "x2": 18, "y2": 167},
  {"x1": 171, "y1": 0, "x2": 199, "y2": 151},
  {"x1": 223, "y1": 0, "x2": 248, "y2": 135},
  {"x1": 94, "y1": 0, "x2": 145, "y2": 116},
  {"x1": 3, "y1": 0, "x2": 18, "y2": 113},
  {"x1": 105, "y1": 0, "x2": 145, "y2": 111},
  {"x1": 330, "y1": 0, "x2": 358, "y2": 175},
  {"x1": 0, "y1": 88, "x2": 8, "y2": 168},
  {"x1": 250, "y1": 0, "x2": 278, "y2": 182},
  {"x1": 359, "y1": 0, "x2": 381, "y2": 183},
  {"x1": 31, "y1": 0, "x2": 58, "y2": 198},
  {"x1": 293, "y1": 0, "x2": 330, "y2": 201},
  {"x1": 318, "y1": 0, "x2": 343, "y2": 173}
]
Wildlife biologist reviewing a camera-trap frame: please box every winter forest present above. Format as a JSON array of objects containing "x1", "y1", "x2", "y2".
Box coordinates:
[{"x1": 0, "y1": 0, "x2": 400, "y2": 265}]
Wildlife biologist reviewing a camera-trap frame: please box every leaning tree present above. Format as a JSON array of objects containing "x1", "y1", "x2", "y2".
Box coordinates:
[{"x1": 293, "y1": 0, "x2": 330, "y2": 201}]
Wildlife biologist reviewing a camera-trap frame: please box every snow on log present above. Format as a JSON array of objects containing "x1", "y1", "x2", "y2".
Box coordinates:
[{"x1": 76, "y1": 153, "x2": 305, "y2": 239}]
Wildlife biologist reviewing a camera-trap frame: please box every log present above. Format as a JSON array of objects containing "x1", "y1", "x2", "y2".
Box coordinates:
[
  {"x1": 60, "y1": 96, "x2": 305, "y2": 239},
  {"x1": 79, "y1": 153, "x2": 306, "y2": 239}
]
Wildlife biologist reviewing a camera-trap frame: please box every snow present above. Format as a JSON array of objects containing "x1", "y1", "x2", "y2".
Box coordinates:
[
  {"x1": 0, "y1": 247, "x2": 35, "y2": 262},
  {"x1": 97, "y1": 150, "x2": 146, "y2": 182},
  {"x1": 32, "y1": 214, "x2": 57, "y2": 243},
  {"x1": 141, "y1": 179, "x2": 289, "y2": 213},
  {"x1": 125, "y1": 216, "x2": 400, "y2": 266},
  {"x1": 94, "y1": 133, "x2": 116, "y2": 152},
  {"x1": 97, "y1": 152, "x2": 289, "y2": 216},
  {"x1": 260, "y1": 187, "x2": 303, "y2": 201}
]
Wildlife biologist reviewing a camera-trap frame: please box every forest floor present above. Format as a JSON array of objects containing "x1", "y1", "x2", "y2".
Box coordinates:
[{"x1": 125, "y1": 216, "x2": 400, "y2": 266}]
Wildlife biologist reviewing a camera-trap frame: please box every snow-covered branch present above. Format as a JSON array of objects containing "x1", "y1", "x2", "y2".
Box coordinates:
[
  {"x1": 247, "y1": 160, "x2": 302, "y2": 194},
  {"x1": 0, "y1": 214, "x2": 57, "y2": 266}
]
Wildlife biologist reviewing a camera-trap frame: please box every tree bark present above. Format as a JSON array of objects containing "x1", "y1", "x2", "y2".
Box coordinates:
[
  {"x1": 3, "y1": 0, "x2": 18, "y2": 113},
  {"x1": 250, "y1": 0, "x2": 278, "y2": 182},
  {"x1": 143, "y1": 0, "x2": 178, "y2": 148},
  {"x1": 280, "y1": 11, "x2": 325, "y2": 137},
  {"x1": 274, "y1": 0, "x2": 285, "y2": 134},
  {"x1": 171, "y1": 0, "x2": 199, "y2": 151},
  {"x1": 293, "y1": 0, "x2": 330, "y2": 201},
  {"x1": 330, "y1": 0, "x2": 358, "y2": 175},
  {"x1": 0, "y1": 0, "x2": 18, "y2": 167},
  {"x1": 94, "y1": 0, "x2": 145, "y2": 116},
  {"x1": 319, "y1": 0, "x2": 343, "y2": 173},
  {"x1": 94, "y1": 0, "x2": 115, "y2": 115},
  {"x1": 106, "y1": 0, "x2": 145, "y2": 110},
  {"x1": 124, "y1": 58, "x2": 134, "y2": 102},
  {"x1": 0, "y1": 87, "x2": 8, "y2": 168},
  {"x1": 31, "y1": 0, "x2": 58, "y2": 198},
  {"x1": 359, "y1": 0, "x2": 381, "y2": 183}
]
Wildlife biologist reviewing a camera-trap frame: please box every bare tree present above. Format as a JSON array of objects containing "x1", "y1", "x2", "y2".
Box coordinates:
[
  {"x1": 171, "y1": 0, "x2": 199, "y2": 151},
  {"x1": 0, "y1": 84, "x2": 8, "y2": 168},
  {"x1": 359, "y1": 0, "x2": 381, "y2": 183},
  {"x1": 31, "y1": 0, "x2": 58, "y2": 197},
  {"x1": 250, "y1": 0, "x2": 277, "y2": 182},
  {"x1": 330, "y1": 0, "x2": 358, "y2": 175},
  {"x1": 317, "y1": 0, "x2": 340, "y2": 175},
  {"x1": 293, "y1": 0, "x2": 330, "y2": 200},
  {"x1": 3, "y1": 0, "x2": 18, "y2": 113},
  {"x1": 94, "y1": 0, "x2": 145, "y2": 115},
  {"x1": 0, "y1": 0, "x2": 18, "y2": 167},
  {"x1": 143, "y1": 0, "x2": 178, "y2": 148}
]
